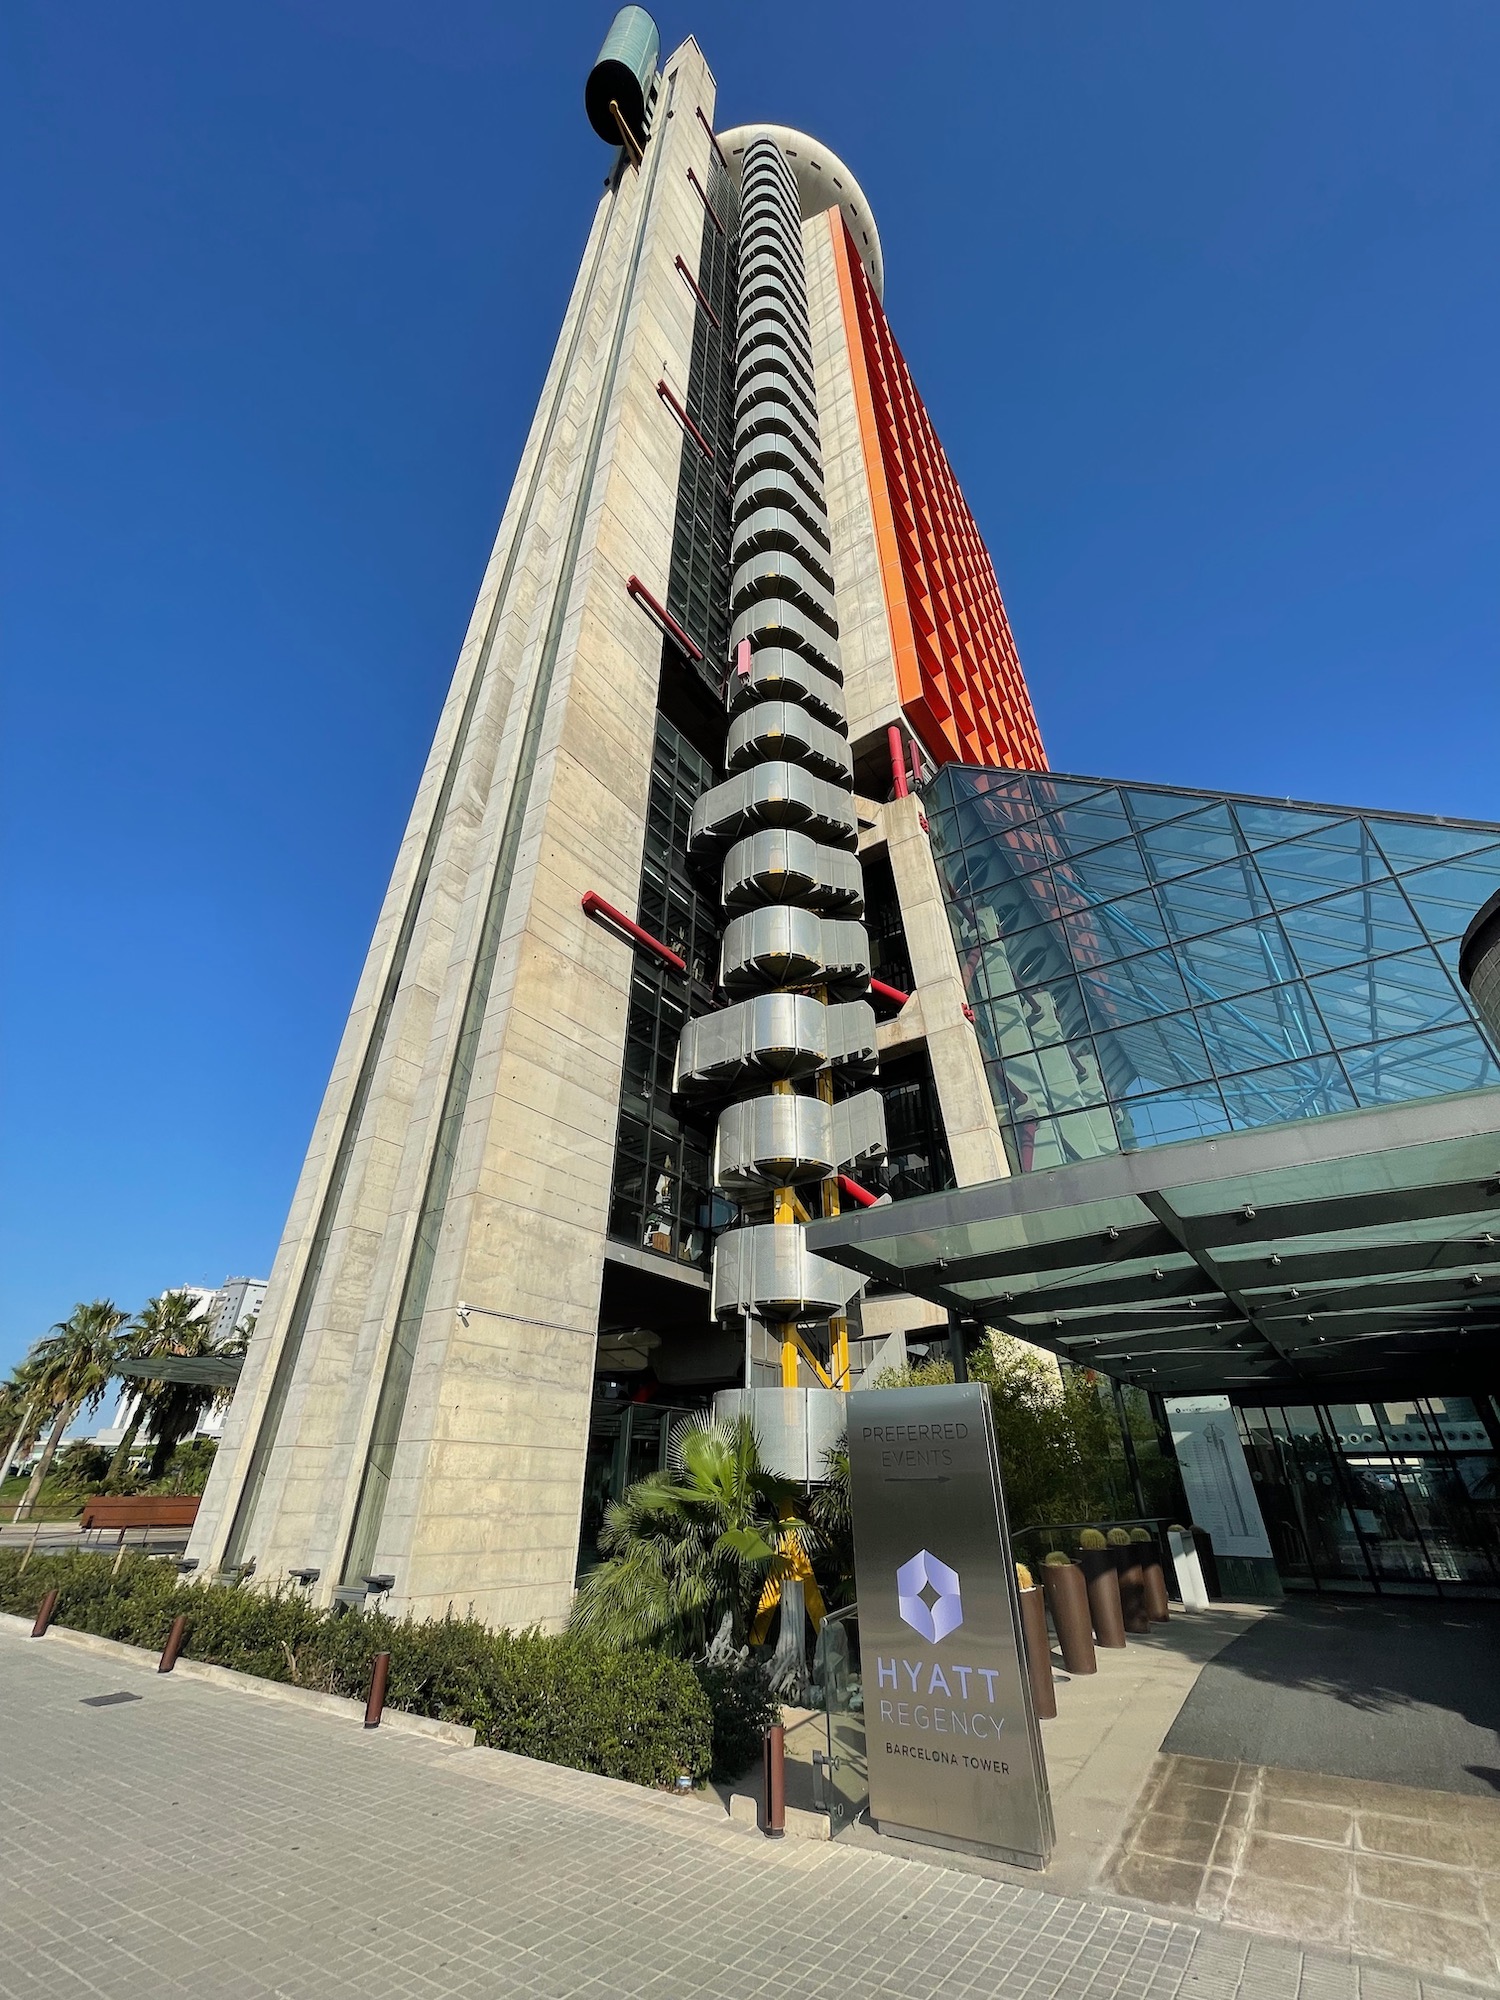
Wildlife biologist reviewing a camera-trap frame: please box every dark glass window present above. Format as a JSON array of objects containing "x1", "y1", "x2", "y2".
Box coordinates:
[
  {"x1": 875, "y1": 1051, "x2": 955, "y2": 1202},
  {"x1": 862, "y1": 850, "x2": 914, "y2": 993},
  {"x1": 606, "y1": 717, "x2": 728, "y2": 1268}
]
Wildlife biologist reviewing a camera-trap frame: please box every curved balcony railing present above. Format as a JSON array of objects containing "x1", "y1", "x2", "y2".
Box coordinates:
[
  {"x1": 726, "y1": 646, "x2": 845, "y2": 724},
  {"x1": 728, "y1": 600, "x2": 842, "y2": 680},
  {"x1": 721, "y1": 826, "x2": 863, "y2": 914},
  {"x1": 689, "y1": 761, "x2": 858, "y2": 851},
  {"x1": 673, "y1": 994, "x2": 876, "y2": 1092},
  {"x1": 725, "y1": 701, "x2": 852, "y2": 783},
  {"x1": 710, "y1": 1223, "x2": 865, "y2": 1321}
]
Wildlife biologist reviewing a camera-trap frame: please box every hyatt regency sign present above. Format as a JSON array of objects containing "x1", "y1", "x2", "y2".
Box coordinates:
[{"x1": 848, "y1": 1384, "x2": 1053, "y2": 1868}]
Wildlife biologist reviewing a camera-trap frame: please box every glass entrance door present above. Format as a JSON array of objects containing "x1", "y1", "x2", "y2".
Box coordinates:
[{"x1": 1236, "y1": 1397, "x2": 1500, "y2": 1595}]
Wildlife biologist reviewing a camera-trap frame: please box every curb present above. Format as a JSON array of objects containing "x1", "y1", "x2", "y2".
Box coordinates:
[{"x1": 0, "y1": 1612, "x2": 475, "y2": 1747}]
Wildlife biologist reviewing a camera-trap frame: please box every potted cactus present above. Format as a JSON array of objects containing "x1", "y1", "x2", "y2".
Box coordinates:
[
  {"x1": 1078, "y1": 1527, "x2": 1126, "y2": 1647},
  {"x1": 1015, "y1": 1561, "x2": 1056, "y2": 1719},
  {"x1": 1131, "y1": 1525, "x2": 1170, "y2": 1621},
  {"x1": 1109, "y1": 1527, "x2": 1150, "y2": 1633},
  {"x1": 1041, "y1": 1549, "x2": 1096, "y2": 1674}
]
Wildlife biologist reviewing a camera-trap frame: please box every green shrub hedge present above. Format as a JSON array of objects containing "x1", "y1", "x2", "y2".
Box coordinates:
[
  {"x1": 690, "y1": 1655, "x2": 780, "y2": 1782},
  {"x1": 0, "y1": 1551, "x2": 713, "y2": 1789}
]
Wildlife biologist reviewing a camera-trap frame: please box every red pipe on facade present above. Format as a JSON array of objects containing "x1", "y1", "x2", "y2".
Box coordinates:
[
  {"x1": 869, "y1": 977, "x2": 911, "y2": 1007},
  {"x1": 581, "y1": 892, "x2": 688, "y2": 975},
  {"x1": 695, "y1": 105, "x2": 730, "y2": 173},
  {"x1": 626, "y1": 576, "x2": 702, "y2": 661},
  {"x1": 837, "y1": 1174, "x2": 880, "y2": 1209},
  {"x1": 656, "y1": 380, "x2": 713, "y2": 461},
  {"x1": 686, "y1": 167, "x2": 724, "y2": 235},
  {"x1": 673, "y1": 254, "x2": 721, "y2": 329},
  {"x1": 887, "y1": 724, "x2": 909, "y2": 799}
]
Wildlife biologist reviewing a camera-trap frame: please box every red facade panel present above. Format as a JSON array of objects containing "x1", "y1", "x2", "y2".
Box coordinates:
[{"x1": 829, "y1": 217, "x2": 1047, "y2": 773}]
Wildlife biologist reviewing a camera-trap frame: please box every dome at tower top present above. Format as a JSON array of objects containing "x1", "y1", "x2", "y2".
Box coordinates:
[{"x1": 715, "y1": 123, "x2": 884, "y2": 301}]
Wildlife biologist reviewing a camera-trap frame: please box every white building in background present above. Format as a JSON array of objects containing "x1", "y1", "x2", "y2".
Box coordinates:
[{"x1": 92, "y1": 1277, "x2": 268, "y2": 1450}]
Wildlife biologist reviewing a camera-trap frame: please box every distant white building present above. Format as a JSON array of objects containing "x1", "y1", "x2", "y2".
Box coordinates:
[{"x1": 93, "y1": 1278, "x2": 267, "y2": 1450}]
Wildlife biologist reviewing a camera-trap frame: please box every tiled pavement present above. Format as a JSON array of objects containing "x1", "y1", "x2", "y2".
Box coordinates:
[
  {"x1": 0, "y1": 1629, "x2": 1480, "y2": 2000},
  {"x1": 1108, "y1": 1756, "x2": 1500, "y2": 1989}
]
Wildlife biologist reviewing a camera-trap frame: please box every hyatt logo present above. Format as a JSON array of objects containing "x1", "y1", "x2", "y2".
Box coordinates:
[{"x1": 896, "y1": 1549, "x2": 963, "y2": 1642}]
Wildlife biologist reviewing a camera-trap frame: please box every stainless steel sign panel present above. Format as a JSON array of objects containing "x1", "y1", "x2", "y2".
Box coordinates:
[{"x1": 848, "y1": 1384, "x2": 1053, "y2": 1868}]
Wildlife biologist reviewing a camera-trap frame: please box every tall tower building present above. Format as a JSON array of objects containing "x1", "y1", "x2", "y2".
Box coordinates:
[{"x1": 191, "y1": 10, "x2": 1044, "y2": 1628}]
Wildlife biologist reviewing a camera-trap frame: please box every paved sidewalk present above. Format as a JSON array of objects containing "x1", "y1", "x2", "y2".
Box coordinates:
[{"x1": 0, "y1": 1628, "x2": 1477, "y2": 2000}]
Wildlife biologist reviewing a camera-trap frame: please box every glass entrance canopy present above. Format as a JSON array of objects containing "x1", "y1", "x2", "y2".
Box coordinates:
[
  {"x1": 926, "y1": 769, "x2": 1500, "y2": 1174},
  {"x1": 806, "y1": 1089, "x2": 1500, "y2": 1400}
]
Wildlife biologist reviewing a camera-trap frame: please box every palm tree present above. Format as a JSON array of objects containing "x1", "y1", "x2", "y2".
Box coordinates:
[
  {"x1": 13, "y1": 1300, "x2": 129, "y2": 1520},
  {"x1": 115, "y1": 1293, "x2": 248, "y2": 1482},
  {"x1": 0, "y1": 1358, "x2": 46, "y2": 1484},
  {"x1": 569, "y1": 1413, "x2": 812, "y2": 1654},
  {"x1": 105, "y1": 1291, "x2": 204, "y2": 1486}
]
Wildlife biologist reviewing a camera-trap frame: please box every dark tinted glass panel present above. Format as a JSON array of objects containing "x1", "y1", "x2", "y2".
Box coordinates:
[
  {"x1": 1119, "y1": 788, "x2": 1216, "y2": 829},
  {"x1": 1114, "y1": 1085, "x2": 1231, "y2": 1149},
  {"x1": 1229, "y1": 802, "x2": 1342, "y2": 845},
  {"x1": 1173, "y1": 919, "x2": 1298, "y2": 1003},
  {"x1": 1371, "y1": 822, "x2": 1500, "y2": 869},
  {"x1": 1097, "y1": 1013, "x2": 1217, "y2": 1094},
  {"x1": 1307, "y1": 950, "x2": 1470, "y2": 1050},
  {"x1": 1079, "y1": 951, "x2": 1192, "y2": 1034},
  {"x1": 1140, "y1": 806, "x2": 1242, "y2": 880},
  {"x1": 1341, "y1": 1025, "x2": 1500, "y2": 1106},
  {"x1": 1196, "y1": 980, "x2": 1333, "y2": 1071},
  {"x1": 1279, "y1": 885, "x2": 1427, "y2": 975},
  {"x1": 1253, "y1": 823, "x2": 1389, "y2": 907},
  {"x1": 1398, "y1": 853, "x2": 1500, "y2": 941},
  {"x1": 1159, "y1": 861, "x2": 1271, "y2": 939},
  {"x1": 1065, "y1": 888, "x2": 1171, "y2": 963},
  {"x1": 1012, "y1": 1106, "x2": 1121, "y2": 1171},
  {"x1": 1032, "y1": 794, "x2": 1135, "y2": 858},
  {"x1": 1221, "y1": 1055, "x2": 1357, "y2": 1128},
  {"x1": 1053, "y1": 839, "x2": 1156, "y2": 906},
  {"x1": 972, "y1": 993, "x2": 1036, "y2": 1062},
  {"x1": 1025, "y1": 776, "x2": 1116, "y2": 816}
]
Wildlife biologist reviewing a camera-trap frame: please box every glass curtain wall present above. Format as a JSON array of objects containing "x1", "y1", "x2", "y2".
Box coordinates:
[
  {"x1": 925, "y1": 769, "x2": 1500, "y2": 1173},
  {"x1": 1236, "y1": 1397, "x2": 1500, "y2": 1594}
]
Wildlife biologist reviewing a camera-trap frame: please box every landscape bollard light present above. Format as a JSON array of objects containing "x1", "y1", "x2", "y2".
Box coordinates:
[
  {"x1": 30, "y1": 1589, "x2": 59, "y2": 1637},
  {"x1": 158, "y1": 1615, "x2": 190, "y2": 1673},
  {"x1": 762, "y1": 1724, "x2": 786, "y2": 1837},
  {"x1": 1078, "y1": 1530, "x2": 1126, "y2": 1647},
  {"x1": 365, "y1": 1651, "x2": 391, "y2": 1728}
]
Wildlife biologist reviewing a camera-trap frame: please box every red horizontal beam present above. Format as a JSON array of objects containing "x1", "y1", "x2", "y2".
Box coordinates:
[
  {"x1": 686, "y1": 167, "x2": 725, "y2": 235},
  {"x1": 656, "y1": 379, "x2": 713, "y2": 462},
  {"x1": 626, "y1": 576, "x2": 702, "y2": 661},
  {"x1": 837, "y1": 1174, "x2": 880, "y2": 1209},
  {"x1": 581, "y1": 892, "x2": 687, "y2": 975},
  {"x1": 673, "y1": 255, "x2": 721, "y2": 330},
  {"x1": 869, "y1": 978, "x2": 911, "y2": 1007}
]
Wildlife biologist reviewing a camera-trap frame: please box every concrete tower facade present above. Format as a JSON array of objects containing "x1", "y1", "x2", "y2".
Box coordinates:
[{"x1": 191, "y1": 14, "x2": 1044, "y2": 1628}]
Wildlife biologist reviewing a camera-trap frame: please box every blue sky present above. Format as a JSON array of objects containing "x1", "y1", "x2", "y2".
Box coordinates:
[{"x1": 3, "y1": 3, "x2": 1497, "y2": 1375}]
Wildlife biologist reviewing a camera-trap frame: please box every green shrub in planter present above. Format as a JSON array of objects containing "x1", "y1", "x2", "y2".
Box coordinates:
[
  {"x1": 1078, "y1": 1528, "x2": 1108, "y2": 1550},
  {"x1": 691, "y1": 1655, "x2": 780, "y2": 1782},
  {"x1": 1106, "y1": 1528, "x2": 1132, "y2": 1547},
  {"x1": 1129, "y1": 1526, "x2": 1153, "y2": 1543},
  {"x1": 1042, "y1": 1550, "x2": 1073, "y2": 1567}
]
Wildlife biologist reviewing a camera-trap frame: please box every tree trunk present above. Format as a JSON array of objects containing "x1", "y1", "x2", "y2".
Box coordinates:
[
  {"x1": 149, "y1": 1420, "x2": 187, "y2": 1481},
  {"x1": 105, "y1": 1405, "x2": 144, "y2": 1488},
  {"x1": 1, "y1": 1401, "x2": 35, "y2": 1485},
  {"x1": 13, "y1": 1402, "x2": 70, "y2": 1522}
]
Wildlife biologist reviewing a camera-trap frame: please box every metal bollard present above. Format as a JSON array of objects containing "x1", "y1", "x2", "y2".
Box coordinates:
[
  {"x1": 158, "y1": 1614, "x2": 190, "y2": 1673},
  {"x1": 364, "y1": 1651, "x2": 391, "y2": 1728},
  {"x1": 30, "y1": 1589, "x2": 59, "y2": 1637},
  {"x1": 762, "y1": 1724, "x2": 786, "y2": 1837}
]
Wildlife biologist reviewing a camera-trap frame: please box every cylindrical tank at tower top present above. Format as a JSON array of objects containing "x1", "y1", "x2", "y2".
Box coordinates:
[{"x1": 584, "y1": 6, "x2": 661, "y2": 147}]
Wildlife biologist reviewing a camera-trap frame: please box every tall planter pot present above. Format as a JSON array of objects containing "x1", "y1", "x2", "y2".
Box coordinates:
[
  {"x1": 1080, "y1": 1548, "x2": 1126, "y2": 1648},
  {"x1": 1136, "y1": 1534, "x2": 1170, "y2": 1622},
  {"x1": 1017, "y1": 1585, "x2": 1057, "y2": 1720},
  {"x1": 1041, "y1": 1560, "x2": 1097, "y2": 1674},
  {"x1": 1113, "y1": 1542, "x2": 1151, "y2": 1634}
]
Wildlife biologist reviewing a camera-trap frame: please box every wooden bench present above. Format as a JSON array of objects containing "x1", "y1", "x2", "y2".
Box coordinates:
[{"x1": 79, "y1": 1495, "x2": 201, "y2": 1531}]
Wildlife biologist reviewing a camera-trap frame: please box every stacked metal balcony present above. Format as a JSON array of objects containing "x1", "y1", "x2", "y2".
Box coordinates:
[{"x1": 676, "y1": 138, "x2": 884, "y2": 1370}]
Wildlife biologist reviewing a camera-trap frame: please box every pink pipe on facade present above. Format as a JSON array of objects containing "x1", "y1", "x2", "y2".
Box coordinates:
[
  {"x1": 869, "y1": 977, "x2": 911, "y2": 1007},
  {"x1": 837, "y1": 1173, "x2": 880, "y2": 1209}
]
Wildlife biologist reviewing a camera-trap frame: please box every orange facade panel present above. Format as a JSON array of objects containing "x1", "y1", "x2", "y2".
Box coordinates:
[{"x1": 828, "y1": 215, "x2": 1047, "y2": 773}]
